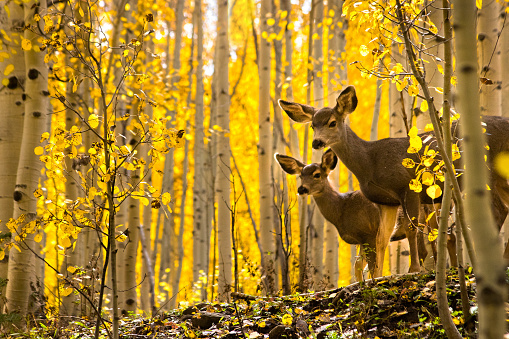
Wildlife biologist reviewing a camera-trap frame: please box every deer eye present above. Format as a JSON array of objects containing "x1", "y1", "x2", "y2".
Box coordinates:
[
  {"x1": 329, "y1": 121, "x2": 337, "y2": 128},
  {"x1": 313, "y1": 173, "x2": 321, "y2": 179}
]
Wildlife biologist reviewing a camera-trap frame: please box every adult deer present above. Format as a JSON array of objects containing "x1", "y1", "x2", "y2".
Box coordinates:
[
  {"x1": 277, "y1": 149, "x2": 403, "y2": 279},
  {"x1": 279, "y1": 85, "x2": 509, "y2": 272}
]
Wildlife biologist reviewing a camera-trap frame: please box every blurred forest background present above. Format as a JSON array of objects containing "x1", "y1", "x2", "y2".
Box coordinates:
[{"x1": 0, "y1": 0, "x2": 508, "y2": 333}]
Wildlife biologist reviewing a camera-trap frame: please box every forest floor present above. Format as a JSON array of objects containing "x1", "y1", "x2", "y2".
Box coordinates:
[{"x1": 5, "y1": 269, "x2": 509, "y2": 338}]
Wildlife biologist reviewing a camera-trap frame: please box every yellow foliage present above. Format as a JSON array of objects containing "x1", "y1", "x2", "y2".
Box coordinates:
[
  {"x1": 409, "y1": 179, "x2": 422, "y2": 193},
  {"x1": 494, "y1": 152, "x2": 509, "y2": 179},
  {"x1": 426, "y1": 184, "x2": 442, "y2": 199}
]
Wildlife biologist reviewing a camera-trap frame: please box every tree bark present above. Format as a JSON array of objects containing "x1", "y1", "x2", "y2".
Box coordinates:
[
  {"x1": 0, "y1": 0, "x2": 25, "y2": 312},
  {"x1": 5, "y1": 0, "x2": 49, "y2": 325},
  {"x1": 216, "y1": 0, "x2": 232, "y2": 302},
  {"x1": 258, "y1": 0, "x2": 276, "y2": 295},
  {"x1": 454, "y1": 2, "x2": 507, "y2": 338},
  {"x1": 310, "y1": 0, "x2": 325, "y2": 289},
  {"x1": 192, "y1": 0, "x2": 209, "y2": 301},
  {"x1": 477, "y1": 0, "x2": 502, "y2": 117},
  {"x1": 389, "y1": 43, "x2": 410, "y2": 275}
]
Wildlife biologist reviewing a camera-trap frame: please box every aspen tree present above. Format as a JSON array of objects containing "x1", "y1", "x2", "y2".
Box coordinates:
[
  {"x1": 258, "y1": 0, "x2": 276, "y2": 294},
  {"x1": 192, "y1": 0, "x2": 209, "y2": 300},
  {"x1": 216, "y1": 0, "x2": 232, "y2": 302},
  {"x1": 323, "y1": 0, "x2": 345, "y2": 287},
  {"x1": 310, "y1": 0, "x2": 325, "y2": 289},
  {"x1": 5, "y1": 0, "x2": 48, "y2": 325},
  {"x1": 0, "y1": 0, "x2": 25, "y2": 312},
  {"x1": 454, "y1": 1, "x2": 507, "y2": 338},
  {"x1": 477, "y1": 0, "x2": 502, "y2": 117}
]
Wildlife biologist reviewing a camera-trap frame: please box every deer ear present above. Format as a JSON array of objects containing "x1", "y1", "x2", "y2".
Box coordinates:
[
  {"x1": 321, "y1": 149, "x2": 338, "y2": 173},
  {"x1": 275, "y1": 153, "x2": 305, "y2": 175},
  {"x1": 278, "y1": 99, "x2": 315, "y2": 123},
  {"x1": 335, "y1": 85, "x2": 358, "y2": 115}
]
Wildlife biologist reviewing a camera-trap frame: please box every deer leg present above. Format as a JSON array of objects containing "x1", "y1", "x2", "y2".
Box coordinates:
[
  {"x1": 403, "y1": 192, "x2": 421, "y2": 273},
  {"x1": 447, "y1": 227, "x2": 458, "y2": 267},
  {"x1": 375, "y1": 205, "x2": 399, "y2": 277},
  {"x1": 354, "y1": 246, "x2": 366, "y2": 282}
]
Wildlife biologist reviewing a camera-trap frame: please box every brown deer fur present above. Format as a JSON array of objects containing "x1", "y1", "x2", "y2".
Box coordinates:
[{"x1": 279, "y1": 85, "x2": 509, "y2": 272}]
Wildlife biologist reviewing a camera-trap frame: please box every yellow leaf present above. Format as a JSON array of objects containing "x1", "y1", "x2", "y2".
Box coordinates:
[
  {"x1": 408, "y1": 136, "x2": 423, "y2": 153},
  {"x1": 88, "y1": 114, "x2": 99, "y2": 129},
  {"x1": 267, "y1": 18, "x2": 275, "y2": 26},
  {"x1": 34, "y1": 146, "x2": 44, "y2": 155},
  {"x1": 62, "y1": 286, "x2": 73, "y2": 297},
  {"x1": 2, "y1": 78, "x2": 9, "y2": 87},
  {"x1": 4, "y1": 64, "x2": 14, "y2": 76},
  {"x1": 67, "y1": 266, "x2": 77, "y2": 274},
  {"x1": 140, "y1": 197, "x2": 149, "y2": 206},
  {"x1": 0, "y1": 249, "x2": 4, "y2": 261},
  {"x1": 476, "y1": 0, "x2": 482, "y2": 9},
  {"x1": 34, "y1": 233, "x2": 42, "y2": 243},
  {"x1": 359, "y1": 45, "x2": 369, "y2": 57},
  {"x1": 424, "y1": 123, "x2": 434, "y2": 132},
  {"x1": 494, "y1": 152, "x2": 509, "y2": 178},
  {"x1": 437, "y1": 64, "x2": 444, "y2": 75},
  {"x1": 452, "y1": 144, "x2": 461, "y2": 161},
  {"x1": 396, "y1": 79, "x2": 408, "y2": 92},
  {"x1": 408, "y1": 85, "x2": 418, "y2": 97},
  {"x1": 281, "y1": 314, "x2": 293, "y2": 326},
  {"x1": 425, "y1": 211, "x2": 436, "y2": 223},
  {"x1": 420, "y1": 100, "x2": 429, "y2": 112},
  {"x1": 61, "y1": 237, "x2": 71, "y2": 248},
  {"x1": 33, "y1": 188, "x2": 43, "y2": 198},
  {"x1": 435, "y1": 87, "x2": 444, "y2": 94},
  {"x1": 422, "y1": 172, "x2": 434, "y2": 186},
  {"x1": 162, "y1": 192, "x2": 172, "y2": 205},
  {"x1": 408, "y1": 126, "x2": 418, "y2": 138},
  {"x1": 426, "y1": 184, "x2": 442, "y2": 199},
  {"x1": 21, "y1": 38, "x2": 32, "y2": 51},
  {"x1": 409, "y1": 179, "x2": 422, "y2": 193},
  {"x1": 402, "y1": 158, "x2": 416, "y2": 168},
  {"x1": 428, "y1": 228, "x2": 438, "y2": 242},
  {"x1": 40, "y1": 132, "x2": 50, "y2": 142}
]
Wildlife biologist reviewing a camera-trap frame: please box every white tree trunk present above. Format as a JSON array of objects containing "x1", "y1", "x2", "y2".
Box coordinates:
[
  {"x1": 499, "y1": 3, "x2": 509, "y2": 251},
  {"x1": 5, "y1": 0, "x2": 48, "y2": 323},
  {"x1": 192, "y1": 0, "x2": 208, "y2": 300},
  {"x1": 258, "y1": 0, "x2": 275, "y2": 295},
  {"x1": 388, "y1": 43, "x2": 410, "y2": 275},
  {"x1": 416, "y1": 6, "x2": 443, "y2": 129},
  {"x1": 0, "y1": 1, "x2": 25, "y2": 312},
  {"x1": 310, "y1": 0, "x2": 325, "y2": 289},
  {"x1": 477, "y1": 0, "x2": 502, "y2": 117},
  {"x1": 454, "y1": 2, "x2": 507, "y2": 338},
  {"x1": 216, "y1": 0, "x2": 232, "y2": 302}
]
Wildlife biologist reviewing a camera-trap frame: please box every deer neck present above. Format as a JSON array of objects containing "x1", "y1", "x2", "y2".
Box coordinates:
[
  {"x1": 330, "y1": 125, "x2": 372, "y2": 182},
  {"x1": 312, "y1": 184, "x2": 345, "y2": 226}
]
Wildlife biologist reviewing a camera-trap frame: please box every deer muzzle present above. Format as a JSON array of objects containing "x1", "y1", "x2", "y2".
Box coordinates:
[
  {"x1": 312, "y1": 139, "x2": 326, "y2": 149},
  {"x1": 297, "y1": 186, "x2": 309, "y2": 195}
]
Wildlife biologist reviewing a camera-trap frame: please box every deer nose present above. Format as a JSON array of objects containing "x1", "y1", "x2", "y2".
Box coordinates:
[
  {"x1": 298, "y1": 186, "x2": 309, "y2": 195},
  {"x1": 312, "y1": 139, "x2": 325, "y2": 149}
]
